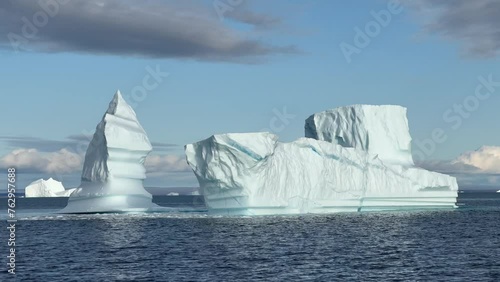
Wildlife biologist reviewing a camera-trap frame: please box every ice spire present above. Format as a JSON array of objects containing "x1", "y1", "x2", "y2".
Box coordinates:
[{"x1": 60, "y1": 91, "x2": 154, "y2": 213}]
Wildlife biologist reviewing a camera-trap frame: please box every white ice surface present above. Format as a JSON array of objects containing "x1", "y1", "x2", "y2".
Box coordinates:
[
  {"x1": 305, "y1": 105, "x2": 413, "y2": 165},
  {"x1": 55, "y1": 188, "x2": 77, "y2": 197},
  {"x1": 60, "y1": 91, "x2": 155, "y2": 213},
  {"x1": 25, "y1": 178, "x2": 75, "y2": 198},
  {"x1": 186, "y1": 105, "x2": 458, "y2": 215}
]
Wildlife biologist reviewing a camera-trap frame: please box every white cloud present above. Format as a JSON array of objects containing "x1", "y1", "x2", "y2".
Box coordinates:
[
  {"x1": 0, "y1": 148, "x2": 190, "y2": 175},
  {"x1": 416, "y1": 146, "x2": 500, "y2": 188},
  {"x1": 416, "y1": 159, "x2": 481, "y2": 174},
  {"x1": 145, "y1": 154, "x2": 191, "y2": 174},
  {"x1": 417, "y1": 146, "x2": 500, "y2": 175},
  {"x1": 0, "y1": 148, "x2": 82, "y2": 174},
  {"x1": 453, "y1": 146, "x2": 500, "y2": 173}
]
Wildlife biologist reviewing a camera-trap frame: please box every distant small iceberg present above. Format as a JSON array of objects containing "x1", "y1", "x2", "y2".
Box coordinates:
[
  {"x1": 497, "y1": 190, "x2": 500, "y2": 193},
  {"x1": 25, "y1": 178, "x2": 76, "y2": 198}
]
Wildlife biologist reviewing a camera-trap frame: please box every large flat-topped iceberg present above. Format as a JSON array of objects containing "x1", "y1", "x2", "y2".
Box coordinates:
[
  {"x1": 60, "y1": 91, "x2": 155, "y2": 213},
  {"x1": 186, "y1": 105, "x2": 458, "y2": 215},
  {"x1": 25, "y1": 178, "x2": 76, "y2": 197}
]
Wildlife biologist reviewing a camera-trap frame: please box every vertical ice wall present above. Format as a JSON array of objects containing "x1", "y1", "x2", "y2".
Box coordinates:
[{"x1": 305, "y1": 105, "x2": 413, "y2": 165}]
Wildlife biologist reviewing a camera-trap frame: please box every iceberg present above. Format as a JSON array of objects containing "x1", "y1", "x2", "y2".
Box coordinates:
[
  {"x1": 24, "y1": 178, "x2": 76, "y2": 197},
  {"x1": 60, "y1": 91, "x2": 155, "y2": 213},
  {"x1": 185, "y1": 105, "x2": 458, "y2": 215},
  {"x1": 305, "y1": 105, "x2": 413, "y2": 165}
]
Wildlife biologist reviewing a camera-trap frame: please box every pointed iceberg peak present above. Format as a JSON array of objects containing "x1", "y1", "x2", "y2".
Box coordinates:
[
  {"x1": 107, "y1": 90, "x2": 137, "y2": 121},
  {"x1": 60, "y1": 90, "x2": 154, "y2": 213}
]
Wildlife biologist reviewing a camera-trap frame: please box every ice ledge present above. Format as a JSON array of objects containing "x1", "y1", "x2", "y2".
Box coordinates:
[{"x1": 305, "y1": 105, "x2": 414, "y2": 166}]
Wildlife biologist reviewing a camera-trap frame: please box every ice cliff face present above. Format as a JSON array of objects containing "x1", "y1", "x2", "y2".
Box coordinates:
[
  {"x1": 186, "y1": 105, "x2": 458, "y2": 215},
  {"x1": 305, "y1": 105, "x2": 413, "y2": 165},
  {"x1": 25, "y1": 178, "x2": 76, "y2": 197},
  {"x1": 61, "y1": 91, "x2": 154, "y2": 213}
]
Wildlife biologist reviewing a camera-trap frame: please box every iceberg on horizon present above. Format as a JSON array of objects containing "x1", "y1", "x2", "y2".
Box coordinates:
[
  {"x1": 25, "y1": 178, "x2": 76, "y2": 197},
  {"x1": 185, "y1": 105, "x2": 458, "y2": 215},
  {"x1": 60, "y1": 91, "x2": 156, "y2": 213}
]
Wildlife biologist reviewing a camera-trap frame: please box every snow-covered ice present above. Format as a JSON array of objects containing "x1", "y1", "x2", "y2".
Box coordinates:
[
  {"x1": 305, "y1": 105, "x2": 413, "y2": 165},
  {"x1": 25, "y1": 178, "x2": 76, "y2": 197},
  {"x1": 186, "y1": 105, "x2": 458, "y2": 215},
  {"x1": 60, "y1": 91, "x2": 156, "y2": 213}
]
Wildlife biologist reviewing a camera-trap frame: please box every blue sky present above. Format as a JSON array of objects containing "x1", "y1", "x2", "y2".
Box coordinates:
[{"x1": 1, "y1": 0, "x2": 500, "y2": 190}]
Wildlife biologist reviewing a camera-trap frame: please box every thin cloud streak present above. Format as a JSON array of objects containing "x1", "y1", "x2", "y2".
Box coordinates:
[
  {"x1": 0, "y1": 135, "x2": 179, "y2": 153},
  {"x1": 0, "y1": 147, "x2": 190, "y2": 176}
]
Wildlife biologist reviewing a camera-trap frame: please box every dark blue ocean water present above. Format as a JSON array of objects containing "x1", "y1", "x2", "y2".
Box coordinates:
[{"x1": 1, "y1": 193, "x2": 499, "y2": 281}]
